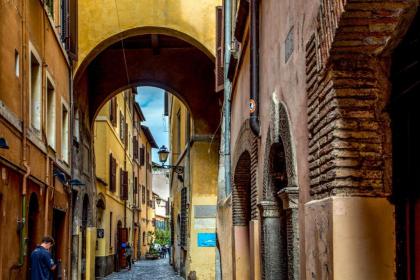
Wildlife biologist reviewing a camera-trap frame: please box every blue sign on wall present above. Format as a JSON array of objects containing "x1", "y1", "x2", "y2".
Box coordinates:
[{"x1": 197, "y1": 233, "x2": 216, "y2": 247}]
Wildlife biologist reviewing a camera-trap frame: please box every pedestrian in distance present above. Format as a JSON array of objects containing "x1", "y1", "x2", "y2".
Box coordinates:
[
  {"x1": 30, "y1": 236, "x2": 56, "y2": 280},
  {"x1": 125, "y1": 243, "x2": 133, "y2": 270}
]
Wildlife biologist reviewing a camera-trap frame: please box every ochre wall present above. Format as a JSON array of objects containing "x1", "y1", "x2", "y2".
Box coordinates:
[
  {"x1": 77, "y1": 0, "x2": 222, "y2": 72},
  {"x1": 169, "y1": 95, "x2": 219, "y2": 279},
  {"x1": 1, "y1": 0, "x2": 71, "y2": 278}
]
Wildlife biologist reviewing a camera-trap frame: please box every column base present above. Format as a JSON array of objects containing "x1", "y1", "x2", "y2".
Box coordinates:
[{"x1": 305, "y1": 196, "x2": 396, "y2": 280}]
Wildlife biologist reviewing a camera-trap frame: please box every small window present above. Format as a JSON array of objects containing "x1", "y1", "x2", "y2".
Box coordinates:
[
  {"x1": 74, "y1": 109, "x2": 80, "y2": 142},
  {"x1": 30, "y1": 52, "x2": 42, "y2": 131},
  {"x1": 61, "y1": 103, "x2": 69, "y2": 163},
  {"x1": 176, "y1": 109, "x2": 181, "y2": 154},
  {"x1": 46, "y1": 77, "x2": 56, "y2": 149},
  {"x1": 15, "y1": 50, "x2": 19, "y2": 77}
]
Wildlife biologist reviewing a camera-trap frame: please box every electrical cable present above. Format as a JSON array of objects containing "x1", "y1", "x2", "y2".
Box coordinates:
[{"x1": 113, "y1": 0, "x2": 130, "y2": 86}]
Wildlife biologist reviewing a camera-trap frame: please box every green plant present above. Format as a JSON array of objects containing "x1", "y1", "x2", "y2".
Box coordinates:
[{"x1": 154, "y1": 229, "x2": 170, "y2": 246}]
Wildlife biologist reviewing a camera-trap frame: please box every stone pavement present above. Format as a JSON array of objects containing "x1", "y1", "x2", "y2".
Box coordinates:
[{"x1": 102, "y1": 258, "x2": 183, "y2": 280}]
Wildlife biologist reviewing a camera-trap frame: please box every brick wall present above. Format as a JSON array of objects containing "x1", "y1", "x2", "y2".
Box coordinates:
[{"x1": 305, "y1": 0, "x2": 415, "y2": 199}]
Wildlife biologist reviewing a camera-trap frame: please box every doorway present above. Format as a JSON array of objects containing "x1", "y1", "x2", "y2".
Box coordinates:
[
  {"x1": 391, "y1": 7, "x2": 420, "y2": 280},
  {"x1": 81, "y1": 194, "x2": 89, "y2": 279},
  {"x1": 27, "y1": 193, "x2": 40, "y2": 277},
  {"x1": 52, "y1": 208, "x2": 66, "y2": 279}
]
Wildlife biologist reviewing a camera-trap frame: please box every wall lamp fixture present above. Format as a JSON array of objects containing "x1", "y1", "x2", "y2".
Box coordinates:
[
  {"x1": 0, "y1": 137, "x2": 9, "y2": 149},
  {"x1": 157, "y1": 145, "x2": 184, "y2": 175},
  {"x1": 53, "y1": 169, "x2": 85, "y2": 187}
]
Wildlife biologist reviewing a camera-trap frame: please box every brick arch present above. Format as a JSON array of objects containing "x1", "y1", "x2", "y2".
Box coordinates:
[
  {"x1": 263, "y1": 97, "x2": 299, "y2": 200},
  {"x1": 305, "y1": 0, "x2": 418, "y2": 198},
  {"x1": 259, "y1": 96, "x2": 300, "y2": 280},
  {"x1": 232, "y1": 120, "x2": 258, "y2": 224},
  {"x1": 233, "y1": 152, "x2": 251, "y2": 226}
]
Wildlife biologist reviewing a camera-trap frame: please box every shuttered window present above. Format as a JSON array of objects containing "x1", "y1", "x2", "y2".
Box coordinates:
[
  {"x1": 124, "y1": 123, "x2": 128, "y2": 147},
  {"x1": 60, "y1": 0, "x2": 69, "y2": 45},
  {"x1": 142, "y1": 186, "x2": 146, "y2": 204},
  {"x1": 119, "y1": 112, "x2": 125, "y2": 142},
  {"x1": 140, "y1": 146, "x2": 145, "y2": 166},
  {"x1": 133, "y1": 136, "x2": 138, "y2": 159},
  {"x1": 133, "y1": 176, "x2": 138, "y2": 205},
  {"x1": 109, "y1": 154, "x2": 116, "y2": 192},
  {"x1": 120, "y1": 169, "x2": 128, "y2": 200},
  {"x1": 68, "y1": 0, "x2": 78, "y2": 60},
  {"x1": 180, "y1": 187, "x2": 188, "y2": 247},
  {"x1": 215, "y1": 6, "x2": 224, "y2": 92}
]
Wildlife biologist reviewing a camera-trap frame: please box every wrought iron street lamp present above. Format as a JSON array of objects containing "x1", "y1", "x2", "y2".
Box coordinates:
[
  {"x1": 156, "y1": 196, "x2": 162, "y2": 206},
  {"x1": 157, "y1": 145, "x2": 184, "y2": 175}
]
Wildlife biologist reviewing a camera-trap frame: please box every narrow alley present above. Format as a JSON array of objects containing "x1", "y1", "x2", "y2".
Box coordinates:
[
  {"x1": 1, "y1": 0, "x2": 420, "y2": 279},
  {"x1": 103, "y1": 259, "x2": 182, "y2": 280}
]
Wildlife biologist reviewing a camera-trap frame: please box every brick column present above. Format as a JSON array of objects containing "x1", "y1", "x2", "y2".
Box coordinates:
[
  {"x1": 278, "y1": 187, "x2": 299, "y2": 280},
  {"x1": 258, "y1": 200, "x2": 285, "y2": 280}
]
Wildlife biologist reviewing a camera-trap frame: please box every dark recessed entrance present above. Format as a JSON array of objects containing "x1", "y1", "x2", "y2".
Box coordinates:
[{"x1": 391, "y1": 8, "x2": 420, "y2": 280}]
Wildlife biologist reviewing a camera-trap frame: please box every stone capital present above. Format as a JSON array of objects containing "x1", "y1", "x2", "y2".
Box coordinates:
[
  {"x1": 277, "y1": 187, "x2": 299, "y2": 210},
  {"x1": 258, "y1": 200, "x2": 281, "y2": 218}
]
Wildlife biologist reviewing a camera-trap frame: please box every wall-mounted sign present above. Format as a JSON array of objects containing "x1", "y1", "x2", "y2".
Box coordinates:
[
  {"x1": 97, "y1": 229, "x2": 104, "y2": 238},
  {"x1": 197, "y1": 233, "x2": 216, "y2": 247}
]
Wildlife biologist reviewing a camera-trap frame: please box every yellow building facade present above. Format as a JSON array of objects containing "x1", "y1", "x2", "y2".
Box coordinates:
[
  {"x1": 0, "y1": 0, "x2": 76, "y2": 278},
  {"x1": 94, "y1": 89, "x2": 157, "y2": 277},
  {"x1": 138, "y1": 125, "x2": 158, "y2": 257},
  {"x1": 168, "y1": 95, "x2": 219, "y2": 279}
]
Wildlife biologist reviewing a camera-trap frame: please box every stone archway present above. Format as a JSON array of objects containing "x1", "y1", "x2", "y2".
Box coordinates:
[
  {"x1": 259, "y1": 99, "x2": 299, "y2": 280},
  {"x1": 232, "y1": 151, "x2": 252, "y2": 280},
  {"x1": 72, "y1": 21, "x2": 220, "y2": 280},
  {"x1": 230, "y1": 120, "x2": 260, "y2": 279}
]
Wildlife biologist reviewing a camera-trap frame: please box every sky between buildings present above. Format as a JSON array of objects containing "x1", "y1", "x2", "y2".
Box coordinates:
[{"x1": 135, "y1": 86, "x2": 168, "y2": 163}]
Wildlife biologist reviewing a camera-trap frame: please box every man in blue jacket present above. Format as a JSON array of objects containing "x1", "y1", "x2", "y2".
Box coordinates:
[{"x1": 30, "y1": 236, "x2": 56, "y2": 280}]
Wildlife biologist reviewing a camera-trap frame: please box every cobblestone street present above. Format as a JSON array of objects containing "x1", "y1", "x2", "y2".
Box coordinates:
[{"x1": 103, "y1": 259, "x2": 182, "y2": 280}]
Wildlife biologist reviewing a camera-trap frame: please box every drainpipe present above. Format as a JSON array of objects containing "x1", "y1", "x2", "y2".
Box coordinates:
[
  {"x1": 10, "y1": 0, "x2": 30, "y2": 272},
  {"x1": 68, "y1": 62, "x2": 74, "y2": 280},
  {"x1": 224, "y1": 0, "x2": 232, "y2": 195},
  {"x1": 250, "y1": 0, "x2": 260, "y2": 136}
]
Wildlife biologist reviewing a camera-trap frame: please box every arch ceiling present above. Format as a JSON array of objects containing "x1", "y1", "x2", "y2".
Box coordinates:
[
  {"x1": 76, "y1": 34, "x2": 220, "y2": 134},
  {"x1": 77, "y1": 0, "x2": 221, "y2": 71},
  {"x1": 75, "y1": 1, "x2": 222, "y2": 135}
]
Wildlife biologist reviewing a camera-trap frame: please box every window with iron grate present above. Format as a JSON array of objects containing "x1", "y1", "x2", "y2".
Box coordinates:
[{"x1": 180, "y1": 187, "x2": 188, "y2": 247}]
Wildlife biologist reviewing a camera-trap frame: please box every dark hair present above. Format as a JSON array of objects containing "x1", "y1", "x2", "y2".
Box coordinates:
[{"x1": 41, "y1": 236, "x2": 55, "y2": 245}]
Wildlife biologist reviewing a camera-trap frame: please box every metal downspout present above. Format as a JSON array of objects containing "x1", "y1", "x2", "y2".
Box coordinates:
[
  {"x1": 224, "y1": 0, "x2": 232, "y2": 195},
  {"x1": 250, "y1": 0, "x2": 260, "y2": 136}
]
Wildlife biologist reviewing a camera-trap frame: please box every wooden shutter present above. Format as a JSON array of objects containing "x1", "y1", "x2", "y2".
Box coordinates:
[
  {"x1": 120, "y1": 112, "x2": 125, "y2": 143},
  {"x1": 215, "y1": 6, "x2": 224, "y2": 92},
  {"x1": 124, "y1": 123, "x2": 128, "y2": 147},
  {"x1": 121, "y1": 171, "x2": 128, "y2": 200},
  {"x1": 120, "y1": 168, "x2": 124, "y2": 198},
  {"x1": 140, "y1": 146, "x2": 145, "y2": 166},
  {"x1": 142, "y1": 186, "x2": 146, "y2": 204},
  {"x1": 133, "y1": 136, "x2": 138, "y2": 159},
  {"x1": 60, "y1": 0, "x2": 69, "y2": 45},
  {"x1": 180, "y1": 187, "x2": 188, "y2": 247},
  {"x1": 68, "y1": 0, "x2": 78, "y2": 60},
  {"x1": 109, "y1": 154, "x2": 116, "y2": 192}
]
